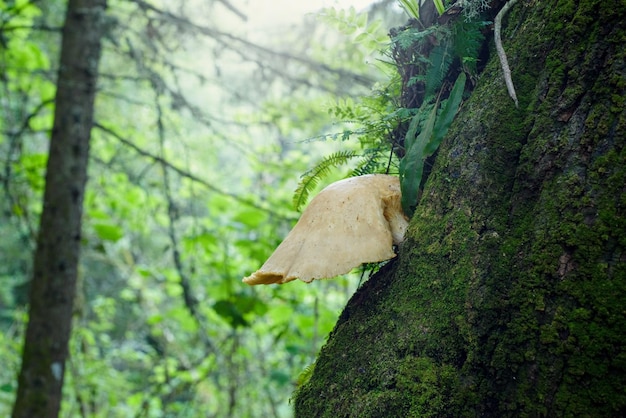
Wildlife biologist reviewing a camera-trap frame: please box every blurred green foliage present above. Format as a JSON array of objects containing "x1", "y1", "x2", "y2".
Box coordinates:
[{"x1": 0, "y1": 1, "x2": 405, "y2": 416}]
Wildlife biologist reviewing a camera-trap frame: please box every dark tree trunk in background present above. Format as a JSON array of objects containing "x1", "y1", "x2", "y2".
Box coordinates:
[
  {"x1": 12, "y1": 0, "x2": 107, "y2": 416},
  {"x1": 295, "y1": 0, "x2": 626, "y2": 417}
]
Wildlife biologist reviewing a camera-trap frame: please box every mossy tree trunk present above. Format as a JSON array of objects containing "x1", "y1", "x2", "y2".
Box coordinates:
[
  {"x1": 295, "y1": 1, "x2": 626, "y2": 416},
  {"x1": 12, "y1": 0, "x2": 107, "y2": 417}
]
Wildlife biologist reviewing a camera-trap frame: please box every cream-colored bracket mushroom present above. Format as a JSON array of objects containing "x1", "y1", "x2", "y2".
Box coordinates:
[{"x1": 243, "y1": 174, "x2": 409, "y2": 285}]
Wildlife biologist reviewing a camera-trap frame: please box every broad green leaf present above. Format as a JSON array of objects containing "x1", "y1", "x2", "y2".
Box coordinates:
[
  {"x1": 433, "y1": 0, "x2": 445, "y2": 15},
  {"x1": 185, "y1": 232, "x2": 218, "y2": 251},
  {"x1": 213, "y1": 300, "x2": 249, "y2": 328},
  {"x1": 400, "y1": 73, "x2": 466, "y2": 216},
  {"x1": 93, "y1": 222, "x2": 124, "y2": 242},
  {"x1": 15, "y1": 153, "x2": 47, "y2": 191},
  {"x1": 167, "y1": 306, "x2": 198, "y2": 332},
  {"x1": 270, "y1": 370, "x2": 291, "y2": 386},
  {"x1": 398, "y1": 0, "x2": 420, "y2": 19},
  {"x1": 233, "y1": 208, "x2": 267, "y2": 228},
  {"x1": 400, "y1": 100, "x2": 438, "y2": 215},
  {"x1": 234, "y1": 293, "x2": 268, "y2": 316},
  {"x1": 146, "y1": 313, "x2": 164, "y2": 325},
  {"x1": 354, "y1": 32, "x2": 369, "y2": 44},
  {"x1": 356, "y1": 11, "x2": 368, "y2": 27},
  {"x1": 404, "y1": 110, "x2": 421, "y2": 151},
  {"x1": 429, "y1": 72, "x2": 466, "y2": 152}
]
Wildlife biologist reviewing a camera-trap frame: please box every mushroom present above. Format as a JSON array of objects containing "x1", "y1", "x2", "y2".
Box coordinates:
[{"x1": 243, "y1": 174, "x2": 409, "y2": 285}]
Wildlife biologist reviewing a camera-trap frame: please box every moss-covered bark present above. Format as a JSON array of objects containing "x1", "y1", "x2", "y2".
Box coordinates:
[{"x1": 295, "y1": 0, "x2": 626, "y2": 416}]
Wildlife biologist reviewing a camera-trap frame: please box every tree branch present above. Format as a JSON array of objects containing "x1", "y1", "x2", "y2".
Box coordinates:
[
  {"x1": 216, "y1": 0, "x2": 247, "y2": 22},
  {"x1": 152, "y1": 88, "x2": 216, "y2": 353},
  {"x1": 128, "y1": 0, "x2": 375, "y2": 87}
]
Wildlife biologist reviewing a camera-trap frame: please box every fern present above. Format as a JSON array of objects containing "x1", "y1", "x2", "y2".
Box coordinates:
[
  {"x1": 294, "y1": 6, "x2": 486, "y2": 218},
  {"x1": 293, "y1": 150, "x2": 358, "y2": 211},
  {"x1": 392, "y1": 25, "x2": 440, "y2": 52},
  {"x1": 423, "y1": 39, "x2": 454, "y2": 99},
  {"x1": 452, "y1": 18, "x2": 488, "y2": 74},
  {"x1": 295, "y1": 363, "x2": 316, "y2": 387},
  {"x1": 317, "y1": 7, "x2": 388, "y2": 51},
  {"x1": 350, "y1": 147, "x2": 391, "y2": 177}
]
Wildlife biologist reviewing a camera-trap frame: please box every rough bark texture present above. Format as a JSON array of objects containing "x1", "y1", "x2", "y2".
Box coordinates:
[
  {"x1": 295, "y1": 0, "x2": 626, "y2": 416},
  {"x1": 12, "y1": 0, "x2": 107, "y2": 416}
]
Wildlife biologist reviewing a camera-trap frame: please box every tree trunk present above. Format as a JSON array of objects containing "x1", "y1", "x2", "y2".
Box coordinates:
[
  {"x1": 295, "y1": 0, "x2": 626, "y2": 416},
  {"x1": 12, "y1": 0, "x2": 107, "y2": 416}
]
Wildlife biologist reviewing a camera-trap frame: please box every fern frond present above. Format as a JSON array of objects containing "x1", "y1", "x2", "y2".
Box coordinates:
[
  {"x1": 423, "y1": 40, "x2": 454, "y2": 99},
  {"x1": 392, "y1": 25, "x2": 439, "y2": 51},
  {"x1": 452, "y1": 19, "x2": 487, "y2": 74},
  {"x1": 350, "y1": 150, "x2": 384, "y2": 177},
  {"x1": 293, "y1": 150, "x2": 358, "y2": 211},
  {"x1": 295, "y1": 363, "x2": 316, "y2": 387}
]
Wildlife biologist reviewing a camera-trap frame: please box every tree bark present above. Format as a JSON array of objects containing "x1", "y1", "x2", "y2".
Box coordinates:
[
  {"x1": 12, "y1": 0, "x2": 107, "y2": 416},
  {"x1": 295, "y1": 0, "x2": 626, "y2": 416}
]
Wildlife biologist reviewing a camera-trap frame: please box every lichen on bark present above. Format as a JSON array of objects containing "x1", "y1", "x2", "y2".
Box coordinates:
[{"x1": 294, "y1": 0, "x2": 626, "y2": 416}]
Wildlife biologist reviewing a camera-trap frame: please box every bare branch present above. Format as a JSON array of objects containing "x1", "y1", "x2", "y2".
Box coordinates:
[
  {"x1": 0, "y1": 24, "x2": 62, "y2": 32},
  {"x1": 153, "y1": 87, "x2": 216, "y2": 353},
  {"x1": 216, "y1": 0, "x2": 247, "y2": 22},
  {"x1": 128, "y1": 0, "x2": 375, "y2": 87}
]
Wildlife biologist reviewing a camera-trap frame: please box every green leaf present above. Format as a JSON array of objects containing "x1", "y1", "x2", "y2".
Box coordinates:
[
  {"x1": 234, "y1": 293, "x2": 268, "y2": 316},
  {"x1": 270, "y1": 370, "x2": 291, "y2": 386},
  {"x1": 233, "y1": 208, "x2": 267, "y2": 228},
  {"x1": 433, "y1": 0, "x2": 445, "y2": 15},
  {"x1": 213, "y1": 300, "x2": 249, "y2": 328},
  {"x1": 400, "y1": 73, "x2": 466, "y2": 216},
  {"x1": 146, "y1": 313, "x2": 164, "y2": 325},
  {"x1": 400, "y1": 100, "x2": 437, "y2": 215},
  {"x1": 0, "y1": 383, "x2": 14, "y2": 393},
  {"x1": 354, "y1": 32, "x2": 369, "y2": 44},
  {"x1": 404, "y1": 110, "x2": 421, "y2": 152},
  {"x1": 398, "y1": 0, "x2": 420, "y2": 19},
  {"x1": 93, "y1": 222, "x2": 123, "y2": 242},
  {"x1": 356, "y1": 11, "x2": 368, "y2": 27},
  {"x1": 430, "y1": 72, "x2": 466, "y2": 151}
]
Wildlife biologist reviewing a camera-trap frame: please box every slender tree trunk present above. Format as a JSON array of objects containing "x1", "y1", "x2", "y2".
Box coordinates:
[
  {"x1": 12, "y1": 0, "x2": 107, "y2": 416},
  {"x1": 295, "y1": 0, "x2": 626, "y2": 416}
]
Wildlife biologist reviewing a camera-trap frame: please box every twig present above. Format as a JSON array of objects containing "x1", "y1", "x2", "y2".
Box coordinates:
[
  {"x1": 494, "y1": 0, "x2": 519, "y2": 107},
  {"x1": 216, "y1": 0, "x2": 247, "y2": 22}
]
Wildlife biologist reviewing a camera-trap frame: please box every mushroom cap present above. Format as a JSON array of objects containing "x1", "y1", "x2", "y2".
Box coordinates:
[{"x1": 243, "y1": 174, "x2": 408, "y2": 285}]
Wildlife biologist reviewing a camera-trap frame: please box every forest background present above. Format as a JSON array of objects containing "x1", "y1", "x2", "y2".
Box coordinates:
[{"x1": 0, "y1": 0, "x2": 407, "y2": 416}]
